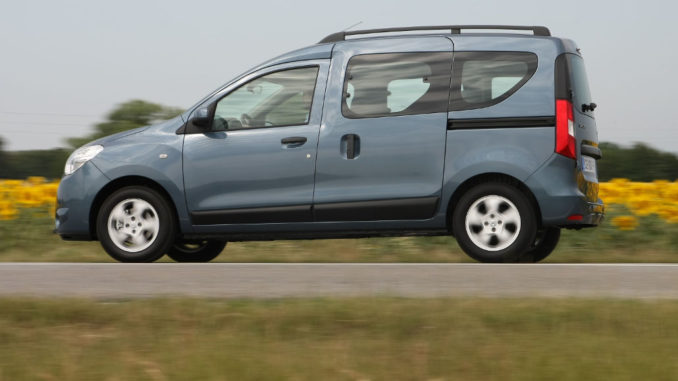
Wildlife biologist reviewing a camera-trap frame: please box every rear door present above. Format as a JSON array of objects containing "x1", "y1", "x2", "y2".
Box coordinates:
[
  {"x1": 313, "y1": 37, "x2": 453, "y2": 221},
  {"x1": 560, "y1": 54, "x2": 601, "y2": 202}
]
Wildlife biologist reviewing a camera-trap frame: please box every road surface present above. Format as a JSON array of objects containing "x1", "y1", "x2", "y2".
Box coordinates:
[{"x1": 1, "y1": 263, "x2": 677, "y2": 299}]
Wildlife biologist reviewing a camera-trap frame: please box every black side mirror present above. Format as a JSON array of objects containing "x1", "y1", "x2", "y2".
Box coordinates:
[{"x1": 191, "y1": 107, "x2": 212, "y2": 128}]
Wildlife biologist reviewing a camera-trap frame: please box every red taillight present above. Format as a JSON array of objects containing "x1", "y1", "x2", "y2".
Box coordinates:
[
  {"x1": 555, "y1": 99, "x2": 576, "y2": 159},
  {"x1": 567, "y1": 214, "x2": 583, "y2": 221}
]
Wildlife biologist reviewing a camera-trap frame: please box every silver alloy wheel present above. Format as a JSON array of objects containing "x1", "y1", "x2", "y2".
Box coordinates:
[
  {"x1": 106, "y1": 198, "x2": 160, "y2": 253},
  {"x1": 465, "y1": 194, "x2": 521, "y2": 252}
]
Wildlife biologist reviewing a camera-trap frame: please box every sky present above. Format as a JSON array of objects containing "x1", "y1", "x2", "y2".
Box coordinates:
[{"x1": 0, "y1": 0, "x2": 676, "y2": 152}]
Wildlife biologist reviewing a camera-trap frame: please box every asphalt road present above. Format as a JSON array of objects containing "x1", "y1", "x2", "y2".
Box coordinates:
[{"x1": 1, "y1": 263, "x2": 677, "y2": 299}]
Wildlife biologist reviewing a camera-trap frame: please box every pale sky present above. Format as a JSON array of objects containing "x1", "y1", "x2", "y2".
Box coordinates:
[{"x1": 1, "y1": 0, "x2": 676, "y2": 152}]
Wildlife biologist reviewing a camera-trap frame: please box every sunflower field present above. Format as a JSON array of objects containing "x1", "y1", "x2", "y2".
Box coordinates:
[
  {"x1": 0, "y1": 177, "x2": 677, "y2": 262},
  {"x1": 0, "y1": 177, "x2": 58, "y2": 221},
  {"x1": 3, "y1": 177, "x2": 677, "y2": 227},
  {"x1": 599, "y1": 178, "x2": 678, "y2": 229}
]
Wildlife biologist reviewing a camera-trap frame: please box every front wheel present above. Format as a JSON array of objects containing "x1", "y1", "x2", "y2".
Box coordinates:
[
  {"x1": 96, "y1": 186, "x2": 176, "y2": 263},
  {"x1": 167, "y1": 240, "x2": 226, "y2": 262},
  {"x1": 452, "y1": 182, "x2": 537, "y2": 263}
]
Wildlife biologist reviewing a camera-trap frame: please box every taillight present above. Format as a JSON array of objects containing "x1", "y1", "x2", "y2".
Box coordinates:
[{"x1": 555, "y1": 99, "x2": 576, "y2": 159}]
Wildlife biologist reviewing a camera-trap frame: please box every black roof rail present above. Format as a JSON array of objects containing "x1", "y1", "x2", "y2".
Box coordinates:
[{"x1": 319, "y1": 25, "x2": 551, "y2": 44}]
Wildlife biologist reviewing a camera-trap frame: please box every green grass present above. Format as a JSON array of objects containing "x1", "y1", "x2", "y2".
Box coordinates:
[
  {"x1": 1, "y1": 206, "x2": 677, "y2": 262},
  {"x1": 0, "y1": 297, "x2": 677, "y2": 380}
]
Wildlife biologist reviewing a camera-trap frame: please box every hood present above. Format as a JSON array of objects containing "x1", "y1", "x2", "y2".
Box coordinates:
[{"x1": 86, "y1": 126, "x2": 150, "y2": 147}]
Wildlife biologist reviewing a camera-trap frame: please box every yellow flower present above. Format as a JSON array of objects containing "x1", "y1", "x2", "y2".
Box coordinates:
[
  {"x1": 611, "y1": 215, "x2": 639, "y2": 231},
  {"x1": 627, "y1": 195, "x2": 658, "y2": 216},
  {"x1": 0, "y1": 200, "x2": 18, "y2": 221},
  {"x1": 26, "y1": 176, "x2": 47, "y2": 185}
]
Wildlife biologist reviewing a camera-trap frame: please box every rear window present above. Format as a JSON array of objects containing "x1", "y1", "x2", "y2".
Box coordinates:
[
  {"x1": 449, "y1": 52, "x2": 538, "y2": 111},
  {"x1": 342, "y1": 52, "x2": 452, "y2": 119},
  {"x1": 569, "y1": 55, "x2": 593, "y2": 116}
]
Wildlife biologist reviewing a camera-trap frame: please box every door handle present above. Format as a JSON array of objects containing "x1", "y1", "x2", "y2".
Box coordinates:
[
  {"x1": 341, "y1": 134, "x2": 360, "y2": 159},
  {"x1": 281, "y1": 137, "x2": 307, "y2": 147}
]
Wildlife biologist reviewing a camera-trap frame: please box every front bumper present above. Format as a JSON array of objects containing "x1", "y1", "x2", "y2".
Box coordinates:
[{"x1": 55, "y1": 162, "x2": 110, "y2": 240}]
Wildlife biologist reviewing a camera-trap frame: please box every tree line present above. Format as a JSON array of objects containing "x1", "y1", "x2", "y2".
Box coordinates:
[
  {"x1": 0, "y1": 100, "x2": 181, "y2": 180},
  {"x1": 1, "y1": 100, "x2": 677, "y2": 182}
]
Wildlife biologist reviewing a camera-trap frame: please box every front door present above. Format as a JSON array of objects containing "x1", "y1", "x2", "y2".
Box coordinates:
[
  {"x1": 313, "y1": 38, "x2": 453, "y2": 221},
  {"x1": 183, "y1": 61, "x2": 329, "y2": 225}
]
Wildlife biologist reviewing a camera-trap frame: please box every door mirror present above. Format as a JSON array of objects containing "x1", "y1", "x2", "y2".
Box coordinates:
[{"x1": 191, "y1": 107, "x2": 211, "y2": 128}]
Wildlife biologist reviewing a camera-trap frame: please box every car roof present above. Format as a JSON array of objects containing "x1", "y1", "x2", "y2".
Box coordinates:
[{"x1": 258, "y1": 25, "x2": 581, "y2": 70}]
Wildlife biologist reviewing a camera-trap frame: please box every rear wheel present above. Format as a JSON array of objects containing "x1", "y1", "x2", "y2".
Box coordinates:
[
  {"x1": 167, "y1": 240, "x2": 226, "y2": 262},
  {"x1": 520, "y1": 227, "x2": 561, "y2": 263},
  {"x1": 452, "y1": 182, "x2": 537, "y2": 263},
  {"x1": 97, "y1": 186, "x2": 176, "y2": 263}
]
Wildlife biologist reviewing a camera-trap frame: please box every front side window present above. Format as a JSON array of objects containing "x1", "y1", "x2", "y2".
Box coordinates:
[
  {"x1": 449, "y1": 52, "x2": 538, "y2": 111},
  {"x1": 213, "y1": 67, "x2": 318, "y2": 130},
  {"x1": 342, "y1": 52, "x2": 452, "y2": 118}
]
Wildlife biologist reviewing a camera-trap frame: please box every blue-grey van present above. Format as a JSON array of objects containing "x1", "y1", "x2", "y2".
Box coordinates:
[{"x1": 56, "y1": 25, "x2": 604, "y2": 263}]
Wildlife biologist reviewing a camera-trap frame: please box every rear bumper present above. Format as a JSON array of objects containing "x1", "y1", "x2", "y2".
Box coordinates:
[
  {"x1": 525, "y1": 154, "x2": 605, "y2": 228},
  {"x1": 558, "y1": 198, "x2": 605, "y2": 228},
  {"x1": 532, "y1": 192, "x2": 604, "y2": 228}
]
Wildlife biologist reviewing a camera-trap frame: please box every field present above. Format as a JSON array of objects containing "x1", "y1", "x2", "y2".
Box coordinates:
[
  {"x1": 0, "y1": 297, "x2": 676, "y2": 380},
  {"x1": 1, "y1": 178, "x2": 677, "y2": 262},
  {"x1": 1, "y1": 180, "x2": 677, "y2": 380}
]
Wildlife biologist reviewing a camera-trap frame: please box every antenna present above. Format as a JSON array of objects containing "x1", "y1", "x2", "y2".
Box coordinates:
[{"x1": 342, "y1": 21, "x2": 363, "y2": 32}]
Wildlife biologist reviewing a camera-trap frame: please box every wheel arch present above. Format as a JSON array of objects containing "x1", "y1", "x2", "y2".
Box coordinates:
[
  {"x1": 89, "y1": 176, "x2": 181, "y2": 240},
  {"x1": 445, "y1": 172, "x2": 542, "y2": 232}
]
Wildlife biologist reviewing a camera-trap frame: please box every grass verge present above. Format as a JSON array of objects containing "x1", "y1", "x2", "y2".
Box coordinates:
[{"x1": 0, "y1": 297, "x2": 677, "y2": 380}]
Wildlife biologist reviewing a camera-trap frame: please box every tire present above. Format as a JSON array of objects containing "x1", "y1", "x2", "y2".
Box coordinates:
[
  {"x1": 167, "y1": 240, "x2": 226, "y2": 263},
  {"x1": 96, "y1": 186, "x2": 176, "y2": 263},
  {"x1": 520, "y1": 227, "x2": 561, "y2": 263},
  {"x1": 452, "y1": 182, "x2": 537, "y2": 263}
]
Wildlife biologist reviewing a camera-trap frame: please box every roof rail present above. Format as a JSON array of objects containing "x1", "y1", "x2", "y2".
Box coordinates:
[{"x1": 319, "y1": 25, "x2": 551, "y2": 44}]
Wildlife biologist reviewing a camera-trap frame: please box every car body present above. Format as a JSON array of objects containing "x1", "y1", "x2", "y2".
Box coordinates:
[{"x1": 56, "y1": 25, "x2": 604, "y2": 263}]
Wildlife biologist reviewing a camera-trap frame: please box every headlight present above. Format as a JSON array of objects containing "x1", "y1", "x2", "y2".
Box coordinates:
[{"x1": 64, "y1": 145, "x2": 104, "y2": 175}]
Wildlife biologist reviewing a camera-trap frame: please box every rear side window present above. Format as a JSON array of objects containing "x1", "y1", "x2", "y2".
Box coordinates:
[
  {"x1": 449, "y1": 52, "x2": 538, "y2": 111},
  {"x1": 342, "y1": 52, "x2": 452, "y2": 118}
]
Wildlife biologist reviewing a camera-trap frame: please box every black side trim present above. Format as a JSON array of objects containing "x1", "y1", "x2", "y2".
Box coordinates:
[
  {"x1": 447, "y1": 116, "x2": 555, "y2": 130},
  {"x1": 314, "y1": 197, "x2": 440, "y2": 222},
  {"x1": 191, "y1": 197, "x2": 440, "y2": 225},
  {"x1": 182, "y1": 229, "x2": 450, "y2": 242},
  {"x1": 581, "y1": 144, "x2": 602, "y2": 160},
  {"x1": 192, "y1": 205, "x2": 312, "y2": 225}
]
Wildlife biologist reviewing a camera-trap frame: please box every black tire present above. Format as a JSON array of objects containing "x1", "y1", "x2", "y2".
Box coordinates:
[
  {"x1": 96, "y1": 186, "x2": 176, "y2": 263},
  {"x1": 452, "y1": 182, "x2": 537, "y2": 263},
  {"x1": 167, "y1": 240, "x2": 226, "y2": 262},
  {"x1": 520, "y1": 227, "x2": 561, "y2": 263}
]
